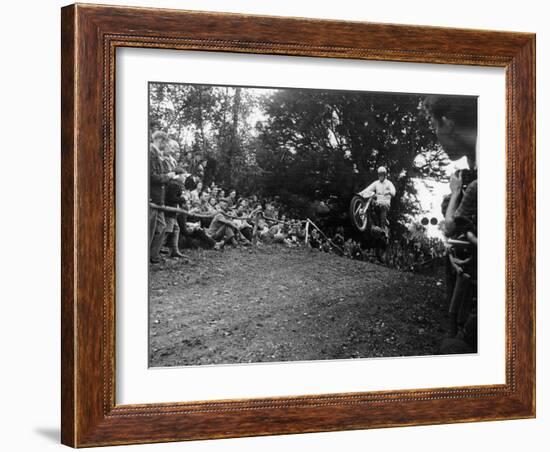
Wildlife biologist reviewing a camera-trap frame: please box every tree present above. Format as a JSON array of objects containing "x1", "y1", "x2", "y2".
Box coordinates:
[
  {"x1": 256, "y1": 89, "x2": 445, "y2": 234},
  {"x1": 149, "y1": 84, "x2": 263, "y2": 191}
]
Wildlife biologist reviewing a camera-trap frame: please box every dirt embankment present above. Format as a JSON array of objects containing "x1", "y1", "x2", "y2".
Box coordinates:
[{"x1": 149, "y1": 245, "x2": 448, "y2": 367}]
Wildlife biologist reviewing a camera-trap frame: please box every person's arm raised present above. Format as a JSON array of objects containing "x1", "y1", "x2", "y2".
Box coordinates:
[
  {"x1": 444, "y1": 172, "x2": 462, "y2": 236},
  {"x1": 359, "y1": 181, "x2": 377, "y2": 198}
]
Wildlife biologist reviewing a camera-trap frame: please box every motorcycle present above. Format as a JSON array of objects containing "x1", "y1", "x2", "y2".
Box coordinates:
[{"x1": 349, "y1": 194, "x2": 389, "y2": 261}]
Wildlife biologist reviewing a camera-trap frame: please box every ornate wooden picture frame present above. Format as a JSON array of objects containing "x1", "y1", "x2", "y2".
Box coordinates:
[{"x1": 61, "y1": 3, "x2": 535, "y2": 447}]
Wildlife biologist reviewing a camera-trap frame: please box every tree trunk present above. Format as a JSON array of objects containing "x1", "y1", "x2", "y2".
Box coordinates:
[
  {"x1": 197, "y1": 88, "x2": 207, "y2": 157},
  {"x1": 226, "y1": 87, "x2": 241, "y2": 187}
]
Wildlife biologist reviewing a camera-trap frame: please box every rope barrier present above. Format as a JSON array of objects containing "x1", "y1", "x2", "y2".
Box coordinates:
[
  {"x1": 151, "y1": 203, "x2": 341, "y2": 254},
  {"x1": 150, "y1": 203, "x2": 216, "y2": 219},
  {"x1": 150, "y1": 202, "x2": 306, "y2": 226},
  {"x1": 150, "y1": 203, "x2": 260, "y2": 221}
]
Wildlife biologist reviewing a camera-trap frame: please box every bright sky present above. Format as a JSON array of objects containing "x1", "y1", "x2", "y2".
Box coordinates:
[{"x1": 411, "y1": 155, "x2": 470, "y2": 238}]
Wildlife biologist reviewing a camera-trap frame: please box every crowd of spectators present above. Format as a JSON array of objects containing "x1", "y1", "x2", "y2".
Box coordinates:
[{"x1": 149, "y1": 130, "x2": 317, "y2": 262}]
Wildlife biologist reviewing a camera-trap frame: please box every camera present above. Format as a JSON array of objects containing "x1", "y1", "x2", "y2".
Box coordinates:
[{"x1": 457, "y1": 168, "x2": 477, "y2": 191}]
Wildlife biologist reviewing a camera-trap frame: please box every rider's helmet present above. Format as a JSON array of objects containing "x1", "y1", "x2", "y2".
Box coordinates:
[{"x1": 377, "y1": 166, "x2": 387, "y2": 174}]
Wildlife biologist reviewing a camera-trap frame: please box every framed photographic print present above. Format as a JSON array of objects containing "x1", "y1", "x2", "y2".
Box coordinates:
[{"x1": 61, "y1": 3, "x2": 536, "y2": 447}]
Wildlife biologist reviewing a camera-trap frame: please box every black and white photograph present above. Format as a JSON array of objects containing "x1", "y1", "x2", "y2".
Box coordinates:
[{"x1": 148, "y1": 82, "x2": 478, "y2": 367}]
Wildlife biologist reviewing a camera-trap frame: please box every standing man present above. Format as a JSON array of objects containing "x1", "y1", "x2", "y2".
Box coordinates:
[
  {"x1": 359, "y1": 166, "x2": 396, "y2": 234},
  {"x1": 166, "y1": 139, "x2": 181, "y2": 168},
  {"x1": 149, "y1": 130, "x2": 176, "y2": 264}
]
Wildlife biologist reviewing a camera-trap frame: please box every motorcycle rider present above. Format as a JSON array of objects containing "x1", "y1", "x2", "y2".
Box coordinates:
[{"x1": 358, "y1": 166, "x2": 396, "y2": 235}]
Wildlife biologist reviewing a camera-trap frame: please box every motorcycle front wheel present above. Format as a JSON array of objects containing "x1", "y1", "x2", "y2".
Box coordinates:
[{"x1": 349, "y1": 195, "x2": 370, "y2": 232}]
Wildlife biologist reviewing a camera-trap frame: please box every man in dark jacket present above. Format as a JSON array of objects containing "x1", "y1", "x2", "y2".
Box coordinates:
[{"x1": 149, "y1": 131, "x2": 176, "y2": 263}]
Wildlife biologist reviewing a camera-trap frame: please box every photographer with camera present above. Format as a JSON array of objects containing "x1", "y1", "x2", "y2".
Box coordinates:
[
  {"x1": 425, "y1": 96, "x2": 478, "y2": 353},
  {"x1": 446, "y1": 169, "x2": 477, "y2": 238}
]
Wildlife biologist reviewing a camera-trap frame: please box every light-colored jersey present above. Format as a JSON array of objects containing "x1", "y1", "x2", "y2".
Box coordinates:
[{"x1": 359, "y1": 179, "x2": 396, "y2": 206}]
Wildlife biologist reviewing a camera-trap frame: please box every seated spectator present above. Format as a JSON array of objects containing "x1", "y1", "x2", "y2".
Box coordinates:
[
  {"x1": 189, "y1": 181, "x2": 203, "y2": 205},
  {"x1": 188, "y1": 200, "x2": 202, "y2": 215},
  {"x1": 333, "y1": 226, "x2": 345, "y2": 248},
  {"x1": 206, "y1": 198, "x2": 239, "y2": 249},
  {"x1": 198, "y1": 192, "x2": 214, "y2": 214},
  {"x1": 273, "y1": 221, "x2": 289, "y2": 244},
  {"x1": 207, "y1": 196, "x2": 219, "y2": 211},
  {"x1": 292, "y1": 220, "x2": 306, "y2": 240},
  {"x1": 309, "y1": 229, "x2": 321, "y2": 249},
  {"x1": 211, "y1": 187, "x2": 220, "y2": 201},
  {"x1": 236, "y1": 229, "x2": 253, "y2": 246},
  {"x1": 181, "y1": 221, "x2": 217, "y2": 250},
  {"x1": 256, "y1": 214, "x2": 271, "y2": 241},
  {"x1": 228, "y1": 189, "x2": 237, "y2": 207}
]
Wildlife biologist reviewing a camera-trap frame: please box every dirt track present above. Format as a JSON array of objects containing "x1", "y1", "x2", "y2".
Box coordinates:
[{"x1": 149, "y1": 245, "x2": 448, "y2": 367}]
